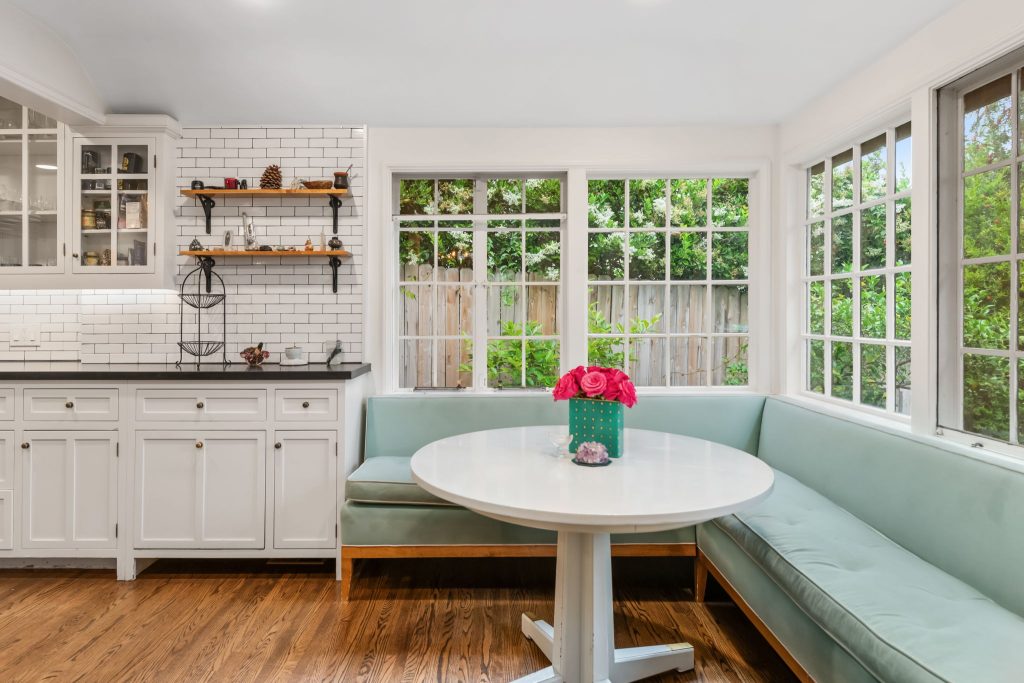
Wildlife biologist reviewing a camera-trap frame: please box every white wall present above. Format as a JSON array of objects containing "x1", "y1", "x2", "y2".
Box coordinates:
[
  {"x1": 0, "y1": 3, "x2": 105, "y2": 124},
  {"x1": 366, "y1": 125, "x2": 777, "y2": 390}
]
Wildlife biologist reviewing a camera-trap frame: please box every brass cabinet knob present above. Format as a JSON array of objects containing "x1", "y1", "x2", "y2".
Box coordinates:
[
  {"x1": 21, "y1": 442, "x2": 29, "y2": 449},
  {"x1": 196, "y1": 401, "x2": 205, "y2": 409},
  {"x1": 65, "y1": 401, "x2": 74, "y2": 408},
  {"x1": 302, "y1": 401, "x2": 310, "y2": 408},
  {"x1": 274, "y1": 442, "x2": 282, "y2": 449},
  {"x1": 195, "y1": 441, "x2": 204, "y2": 449}
]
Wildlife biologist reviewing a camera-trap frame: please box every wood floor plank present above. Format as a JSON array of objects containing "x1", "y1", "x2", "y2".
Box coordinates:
[{"x1": 0, "y1": 557, "x2": 797, "y2": 683}]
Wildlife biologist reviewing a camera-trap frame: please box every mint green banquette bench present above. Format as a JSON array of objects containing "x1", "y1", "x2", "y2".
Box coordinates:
[
  {"x1": 339, "y1": 394, "x2": 766, "y2": 598},
  {"x1": 697, "y1": 398, "x2": 1024, "y2": 683}
]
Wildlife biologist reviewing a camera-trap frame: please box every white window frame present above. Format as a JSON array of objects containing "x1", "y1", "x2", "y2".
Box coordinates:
[
  {"x1": 797, "y1": 121, "x2": 913, "y2": 419},
  {"x1": 380, "y1": 163, "x2": 771, "y2": 395}
]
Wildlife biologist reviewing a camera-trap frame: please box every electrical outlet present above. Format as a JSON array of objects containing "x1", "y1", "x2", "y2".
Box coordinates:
[{"x1": 9, "y1": 323, "x2": 41, "y2": 348}]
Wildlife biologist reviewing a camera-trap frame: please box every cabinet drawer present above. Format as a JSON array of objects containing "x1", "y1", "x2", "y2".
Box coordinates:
[
  {"x1": 275, "y1": 390, "x2": 338, "y2": 422},
  {"x1": 0, "y1": 388, "x2": 13, "y2": 420},
  {"x1": 135, "y1": 389, "x2": 267, "y2": 422},
  {"x1": 23, "y1": 388, "x2": 119, "y2": 421}
]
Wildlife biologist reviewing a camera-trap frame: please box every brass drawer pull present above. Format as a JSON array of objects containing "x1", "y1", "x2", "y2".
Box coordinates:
[
  {"x1": 274, "y1": 442, "x2": 282, "y2": 449},
  {"x1": 302, "y1": 401, "x2": 310, "y2": 408},
  {"x1": 196, "y1": 401, "x2": 205, "y2": 409},
  {"x1": 65, "y1": 401, "x2": 74, "y2": 408},
  {"x1": 21, "y1": 442, "x2": 29, "y2": 449},
  {"x1": 195, "y1": 441, "x2": 204, "y2": 449}
]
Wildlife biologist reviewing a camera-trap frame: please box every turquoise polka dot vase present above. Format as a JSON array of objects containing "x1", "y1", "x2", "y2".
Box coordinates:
[{"x1": 568, "y1": 397, "x2": 624, "y2": 458}]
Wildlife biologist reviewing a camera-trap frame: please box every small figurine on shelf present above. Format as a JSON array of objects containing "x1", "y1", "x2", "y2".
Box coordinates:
[
  {"x1": 240, "y1": 343, "x2": 270, "y2": 367},
  {"x1": 304, "y1": 238, "x2": 314, "y2": 251}
]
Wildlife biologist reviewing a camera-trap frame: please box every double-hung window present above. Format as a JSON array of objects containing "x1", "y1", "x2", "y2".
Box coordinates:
[
  {"x1": 938, "y1": 56, "x2": 1024, "y2": 444},
  {"x1": 395, "y1": 175, "x2": 564, "y2": 390},
  {"x1": 802, "y1": 124, "x2": 912, "y2": 414}
]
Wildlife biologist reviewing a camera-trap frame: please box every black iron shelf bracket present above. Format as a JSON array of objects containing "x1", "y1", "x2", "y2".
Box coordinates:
[
  {"x1": 197, "y1": 194, "x2": 216, "y2": 234},
  {"x1": 329, "y1": 256, "x2": 343, "y2": 293},
  {"x1": 328, "y1": 195, "x2": 342, "y2": 234},
  {"x1": 198, "y1": 256, "x2": 216, "y2": 293}
]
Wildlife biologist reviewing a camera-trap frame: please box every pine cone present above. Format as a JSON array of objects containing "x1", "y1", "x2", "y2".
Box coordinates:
[{"x1": 260, "y1": 164, "x2": 282, "y2": 189}]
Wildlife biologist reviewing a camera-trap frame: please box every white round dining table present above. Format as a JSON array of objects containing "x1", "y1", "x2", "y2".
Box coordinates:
[{"x1": 411, "y1": 426, "x2": 775, "y2": 683}]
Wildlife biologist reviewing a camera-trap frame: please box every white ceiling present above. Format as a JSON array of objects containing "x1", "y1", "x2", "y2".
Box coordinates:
[{"x1": 11, "y1": 0, "x2": 961, "y2": 127}]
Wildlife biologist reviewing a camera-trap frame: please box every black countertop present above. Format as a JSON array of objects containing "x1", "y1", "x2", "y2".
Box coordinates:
[{"x1": 0, "y1": 362, "x2": 371, "y2": 381}]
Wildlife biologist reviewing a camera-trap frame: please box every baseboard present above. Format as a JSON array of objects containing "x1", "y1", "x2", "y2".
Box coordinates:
[
  {"x1": 342, "y1": 543, "x2": 695, "y2": 560},
  {"x1": 0, "y1": 558, "x2": 117, "y2": 571}
]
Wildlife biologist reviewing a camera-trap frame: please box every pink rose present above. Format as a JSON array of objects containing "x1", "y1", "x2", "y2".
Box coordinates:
[
  {"x1": 552, "y1": 372, "x2": 579, "y2": 401},
  {"x1": 580, "y1": 370, "x2": 608, "y2": 398},
  {"x1": 602, "y1": 369, "x2": 628, "y2": 401},
  {"x1": 570, "y1": 366, "x2": 587, "y2": 383},
  {"x1": 617, "y1": 379, "x2": 637, "y2": 408}
]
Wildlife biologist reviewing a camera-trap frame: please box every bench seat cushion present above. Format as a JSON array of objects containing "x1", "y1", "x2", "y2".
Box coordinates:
[
  {"x1": 346, "y1": 456, "x2": 455, "y2": 506},
  {"x1": 713, "y1": 469, "x2": 1024, "y2": 683}
]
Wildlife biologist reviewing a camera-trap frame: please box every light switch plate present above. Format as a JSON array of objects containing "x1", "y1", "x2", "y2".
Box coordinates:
[{"x1": 9, "y1": 323, "x2": 41, "y2": 348}]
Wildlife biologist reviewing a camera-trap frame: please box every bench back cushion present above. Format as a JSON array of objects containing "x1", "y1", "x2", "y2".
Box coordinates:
[
  {"x1": 365, "y1": 394, "x2": 766, "y2": 459},
  {"x1": 758, "y1": 397, "x2": 1024, "y2": 616}
]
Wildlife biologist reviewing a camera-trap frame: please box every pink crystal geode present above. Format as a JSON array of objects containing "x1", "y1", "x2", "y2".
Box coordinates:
[{"x1": 575, "y1": 441, "x2": 610, "y2": 465}]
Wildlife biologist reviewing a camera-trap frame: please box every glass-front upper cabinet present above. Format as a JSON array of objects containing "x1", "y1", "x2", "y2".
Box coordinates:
[
  {"x1": 0, "y1": 95, "x2": 60, "y2": 271},
  {"x1": 73, "y1": 137, "x2": 154, "y2": 272}
]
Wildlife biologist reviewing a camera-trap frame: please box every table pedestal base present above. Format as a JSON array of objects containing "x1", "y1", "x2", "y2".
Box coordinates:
[{"x1": 514, "y1": 531, "x2": 694, "y2": 683}]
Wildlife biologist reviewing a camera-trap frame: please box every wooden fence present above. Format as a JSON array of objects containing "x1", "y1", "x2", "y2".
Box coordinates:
[{"x1": 399, "y1": 265, "x2": 747, "y2": 387}]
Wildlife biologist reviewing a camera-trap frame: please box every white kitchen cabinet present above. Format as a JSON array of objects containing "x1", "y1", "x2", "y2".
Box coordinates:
[
  {"x1": 23, "y1": 387, "x2": 118, "y2": 421},
  {"x1": 134, "y1": 389, "x2": 266, "y2": 422},
  {"x1": 273, "y1": 431, "x2": 337, "y2": 549},
  {"x1": 0, "y1": 388, "x2": 15, "y2": 420},
  {"x1": 20, "y1": 431, "x2": 117, "y2": 548},
  {"x1": 134, "y1": 430, "x2": 265, "y2": 549},
  {"x1": 274, "y1": 390, "x2": 338, "y2": 422},
  {"x1": 0, "y1": 491, "x2": 12, "y2": 550},
  {"x1": 0, "y1": 431, "x2": 12, "y2": 489}
]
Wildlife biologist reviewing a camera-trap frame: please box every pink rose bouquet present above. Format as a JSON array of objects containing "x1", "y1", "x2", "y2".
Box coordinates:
[{"x1": 552, "y1": 365, "x2": 638, "y2": 408}]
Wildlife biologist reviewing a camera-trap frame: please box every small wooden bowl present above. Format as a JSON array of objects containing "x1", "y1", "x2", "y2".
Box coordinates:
[{"x1": 301, "y1": 180, "x2": 332, "y2": 189}]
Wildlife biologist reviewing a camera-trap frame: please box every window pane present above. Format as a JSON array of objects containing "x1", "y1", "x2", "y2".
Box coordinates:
[
  {"x1": 711, "y1": 178, "x2": 749, "y2": 227},
  {"x1": 860, "y1": 204, "x2": 886, "y2": 270},
  {"x1": 488, "y1": 339, "x2": 523, "y2": 388},
  {"x1": 860, "y1": 275, "x2": 886, "y2": 338},
  {"x1": 436, "y1": 339, "x2": 472, "y2": 389},
  {"x1": 670, "y1": 336, "x2": 706, "y2": 386},
  {"x1": 400, "y1": 340, "x2": 433, "y2": 388},
  {"x1": 588, "y1": 336, "x2": 625, "y2": 372},
  {"x1": 437, "y1": 179, "x2": 473, "y2": 214},
  {"x1": 488, "y1": 230, "x2": 520, "y2": 281},
  {"x1": 669, "y1": 231, "x2": 707, "y2": 280},
  {"x1": 832, "y1": 150, "x2": 854, "y2": 210},
  {"x1": 589, "y1": 285, "x2": 625, "y2": 332},
  {"x1": 27, "y1": 108, "x2": 55, "y2": 129},
  {"x1": 860, "y1": 133, "x2": 887, "y2": 202},
  {"x1": 524, "y1": 178, "x2": 561, "y2": 213},
  {"x1": 963, "y1": 353, "x2": 1009, "y2": 440},
  {"x1": 860, "y1": 344, "x2": 886, "y2": 408},
  {"x1": 0, "y1": 135, "x2": 22, "y2": 211},
  {"x1": 525, "y1": 339, "x2": 559, "y2": 388},
  {"x1": 831, "y1": 213, "x2": 853, "y2": 273},
  {"x1": 629, "y1": 285, "x2": 664, "y2": 333},
  {"x1": 487, "y1": 178, "x2": 521, "y2": 214},
  {"x1": 670, "y1": 179, "x2": 707, "y2": 227},
  {"x1": 895, "y1": 197, "x2": 911, "y2": 265},
  {"x1": 895, "y1": 123, "x2": 912, "y2": 192},
  {"x1": 670, "y1": 285, "x2": 707, "y2": 333},
  {"x1": 963, "y1": 166, "x2": 1011, "y2": 258},
  {"x1": 437, "y1": 230, "x2": 472, "y2": 269},
  {"x1": 588, "y1": 232, "x2": 624, "y2": 280},
  {"x1": 0, "y1": 216, "x2": 21, "y2": 267},
  {"x1": 527, "y1": 285, "x2": 559, "y2": 335},
  {"x1": 588, "y1": 179, "x2": 624, "y2": 228},
  {"x1": 713, "y1": 336, "x2": 748, "y2": 386},
  {"x1": 808, "y1": 340, "x2": 825, "y2": 393},
  {"x1": 895, "y1": 346, "x2": 911, "y2": 415},
  {"x1": 525, "y1": 231, "x2": 560, "y2": 281},
  {"x1": 488, "y1": 285, "x2": 521, "y2": 336},
  {"x1": 630, "y1": 337, "x2": 666, "y2": 386},
  {"x1": 436, "y1": 284, "x2": 473, "y2": 337},
  {"x1": 963, "y1": 262, "x2": 1010, "y2": 350},
  {"x1": 0, "y1": 97, "x2": 20, "y2": 128},
  {"x1": 808, "y1": 281, "x2": 825, "y2": 334},
  {"x1": 711, "y1": 232, "x2": 748, "y2": 280},
  {"x1": 831, "y1": 278, "x2": 852, "y2": 336},
  {"x1": 808, "y1": 221, "x2": 825, "y2": 276},
  {"x1": 628, "y1": 232, "x2": 665, "y2": 280},
  {"x1": 399, "y1": 285, "x2": 433, "y2": 336},
  {"x1": 963, "y1": 75, "x2": 1012, "y2": 171},
  {"x1": 831, "y1": 341, "x2": 854, "y2": 400},
  {"x1": 808, "y1": 162, "x2": 825, "y2": 218},
  {"x1": 629, "y1": 179, "x2": 666, "y2": 227},
  {"x1": 895, "y1": 272, "x2": 912, "y2": 340},
  {"x1": 713, "y1": 285, "x2": 748, "y2": 333},
  {"x1": 28, "y1": 216, "x2": 57, "y2": 267},
  {"x1": 399, "y1": 179, "x2": 433, "y2": 215},
  {"x1": 398, "y1": 231, "x2": 434, "y2": 279}
]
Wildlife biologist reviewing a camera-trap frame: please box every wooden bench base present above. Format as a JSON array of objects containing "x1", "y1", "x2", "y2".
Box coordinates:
[{"x1": 340, "y1": 543, "x2": 695, "y2": 601}]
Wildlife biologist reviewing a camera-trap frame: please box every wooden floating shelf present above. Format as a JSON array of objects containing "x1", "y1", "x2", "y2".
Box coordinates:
[
  {"x1": 179, "y1": 249, "x2": 352, "y2": 292},
  {"x1": 179, "y1": 249, "x2": 351, "y2": 257},
  {"x1": 180, "y1": 188, "x2": 351, "y2": 235}
]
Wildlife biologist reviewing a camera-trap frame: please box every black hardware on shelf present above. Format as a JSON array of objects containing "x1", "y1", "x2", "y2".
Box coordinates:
[
  {"x1": 329, "y1": 255, "x2": 343, "y2": 293},
  {"x1": 329, "y1": 195, "x2": 342, "y2": 234},
  {"x1": 196, "y1": 195, "x2": 215, "y2": 234},
  {"x1": 198, "y1": 256, "x2": 216, "y2": 293}
]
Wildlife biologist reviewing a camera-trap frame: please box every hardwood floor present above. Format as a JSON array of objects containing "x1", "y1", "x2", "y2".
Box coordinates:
[{"x1": 0, "y1": 557, "x2": 796, "y2": 682}]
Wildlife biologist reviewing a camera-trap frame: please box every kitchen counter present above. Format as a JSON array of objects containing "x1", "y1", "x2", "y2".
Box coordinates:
[{"x1": 0, "y1": 361, "x2": 371, "y2": 381}]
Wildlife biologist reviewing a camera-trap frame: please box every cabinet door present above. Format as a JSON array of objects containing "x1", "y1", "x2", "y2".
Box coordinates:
[
  {"x1": 21, "y1": 431, "x2": 117, "y2": 548},
  {"x1": 73, "y1": 137, "x2": 155, "y2": 273},
  {"x1": 273, "y1": 431, "x2": 337, "y2": 549},
  {"x1": 0, "y1": 431, "x2": 12, "y2": 489},
  {"x1": 135, "y1": 431, "x2": 265, "y2": 549},
  {"x1": 0, "y1": 491, "x2": 12, "y2": 550}
]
